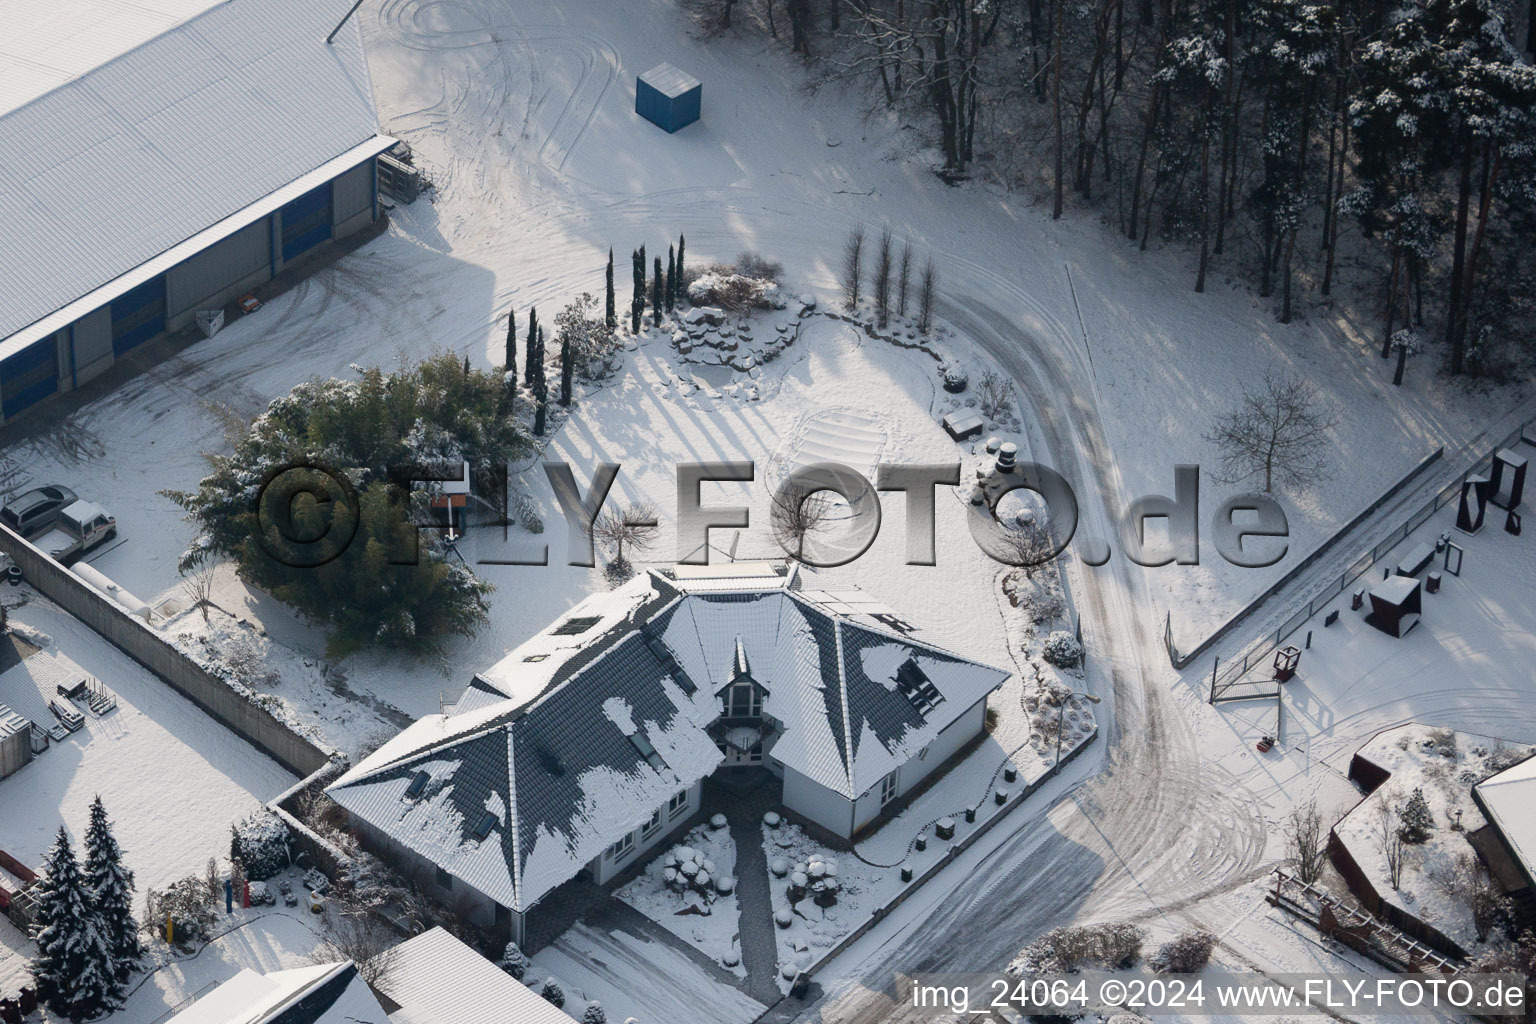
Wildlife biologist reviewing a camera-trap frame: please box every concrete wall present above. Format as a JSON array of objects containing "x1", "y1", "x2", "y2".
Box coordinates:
[
  {"x1": 0, "y1": 522, "x2": 331, "y2": 779},
  {"x1": 166, "y1": 218, "x2": 273, "y2": 326},
  {"x1": 590, "y1": 780, "x2": 701, "y2": 884}
]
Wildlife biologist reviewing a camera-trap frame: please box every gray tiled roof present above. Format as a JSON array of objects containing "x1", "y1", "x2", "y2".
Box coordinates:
[{"x1": 329, "y1": 569, "x2": 1008, "y2": 910}]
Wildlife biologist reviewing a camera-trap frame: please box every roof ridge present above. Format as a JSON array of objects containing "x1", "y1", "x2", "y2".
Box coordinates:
[
  {"x1": 506, "y1": 728, "x2": 523, "y2": 913},
  {"x1": 831, "y1": 619, "x2": 857, "y2": 799}
]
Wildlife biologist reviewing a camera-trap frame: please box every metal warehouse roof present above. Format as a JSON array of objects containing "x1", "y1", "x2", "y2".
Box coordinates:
[
  {"x1": 0, "y1": 0, "x2": 385, "y2": 348},
  {"x1": 0, "y1": 0, "x2": 225, "y2": 113}
]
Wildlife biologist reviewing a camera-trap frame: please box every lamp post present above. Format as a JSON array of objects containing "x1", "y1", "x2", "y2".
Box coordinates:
[{"x1": 1056, "y1": 688, "x2": 1102, "y2": 766}]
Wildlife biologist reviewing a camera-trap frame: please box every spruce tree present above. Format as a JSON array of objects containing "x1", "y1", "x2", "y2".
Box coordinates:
[
  {"x1": 605, "y1": 249, "x2": 616, "y2": 330},
  {"x1": 559, "y1": 335, "x2": 574, "y2": 407},
  {"x1": 652, "y1": 256, "x2": 663, "y2": 327},
  {"x1": 84, "y1": 797, "x2": 142, "y2": 982},
  {"x1": 676, "y1": 234, "x2": 686, "y2": 299},
  {"x1": 524, "y1": 307, "x2": 539, "y2": 387},
  {"x1": 666, "y1": 245, "x2": 676, "y2": 311},
  {"x1": 31, "y1": 827, "x2": 118, "y2": 1019}
]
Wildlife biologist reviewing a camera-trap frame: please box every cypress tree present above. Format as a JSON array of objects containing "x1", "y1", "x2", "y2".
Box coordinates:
[
  {"x1": 84, "y1": 797, "x2": 142, "y2": 983},
  {"x1": 652, "y1": 256, "x2": 663, "y2": 327},
  {"x1": 676, "y1": 234, "x2": 686, "y2": 299},
  {"x1": 463, "y1": 353, "x2": 471, "y2": 375},
  {"x1": 534, "y1": 378, "x2": 548, "y2": 436},
  {"x1": 31, "y1": 827, "x2": 117, "y2": 1019},
  {"x1": 559, "y1": 335, "x2": 573, "y2": 406},
  {"x1": 524, "y1": 307, "x2": 539, "y2": 387},
  {"x1": 630, "y1": 250, "x2": 643, "y2": 333},
  {"x1": 605, "y1": 249, "x2": 616, "y2": 330},
  {"x1": 666, "y1": 245, "x2": 676, "y2": 311},
  {"x1": 505, "y1": 308, "x2": 517, "y2": 377},
  {"x1": 536, "y1": 326, "x2": 547, "y2": 389}
]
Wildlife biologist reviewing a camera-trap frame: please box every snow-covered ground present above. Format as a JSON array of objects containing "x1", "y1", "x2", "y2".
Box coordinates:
[
  {"x1": 764, "y1": 821, "x2": 890, "y2": 989},
  {"x1": 615, "y1": 821, "x2": 744, "y2": 975},
  {"x1": 1333, "y1": 723, "x2": 1530, "y2": 951},
  {"x1": 0, "y1": 594, "x2": 297, "y2": 1002}
]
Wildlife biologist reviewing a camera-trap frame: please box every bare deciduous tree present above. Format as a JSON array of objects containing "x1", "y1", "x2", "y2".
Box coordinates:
[
  {"x1": 976, "y1": 371, "x2": 1014, "y2": 421},
  {"x1": 180, "y1": 564, "x2": 216, "y2": 622},
  {"x1": 1204, "y1": 370, "x2": 1338, "y2": 493},
  {"x1": 874, "y1": 227, "x2": 894, "y2": 328},
  {"x1": 592, "y1": 501, "x2": 659, "y2": 572},
  {"x1": 313, "y1": 913, "x2": 400, "y2": 986},
  {"x1": 1285, "y1": 799, "x2": 1326, "y2": 884},
  {"x1": 843, "y1": 227, "x2": 865, "y2": 311},
  {"x1": 897, "y1": 241, "x2": 913, "y2": 317},
  {"x1": 997, "y1": 515, "x2": 1057, "y2": 578},
  {"x1": 1377, "y1": 801, "x2": 1409, "y2": 890},
  {"x1": 1429, "y1": 853, "x2": 1512, "y2": 943},
  {"x1": 770, "y1": 487, "x2": 837, "y2": 562}
]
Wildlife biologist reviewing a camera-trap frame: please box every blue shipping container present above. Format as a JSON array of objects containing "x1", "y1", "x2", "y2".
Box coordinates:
[{"x1": 636, "y1": 63, "x2": 701, "y2": 133}]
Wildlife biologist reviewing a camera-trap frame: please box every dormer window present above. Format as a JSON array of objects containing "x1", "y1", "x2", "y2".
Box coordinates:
[
  {"x1": 723, "y1": 681, "x2": 761, "y2": 719},
  {"x1": 895, "y1": 657, "x2": 943, "y2": 715}
]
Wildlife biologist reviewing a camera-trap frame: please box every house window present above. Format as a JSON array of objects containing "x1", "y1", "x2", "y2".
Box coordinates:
[
  {"x1": 723, "y1": 682, "x2": 761, "y2": 719},
  {"x1": 607, "y1": 832, "x2": 636, "y2": 861},
  {"x1": 404, "y1": 770, "x2": 429, "y2": 800},
  {"x1": 552, "y1": 615, "x2": 601, "y2": 636},
  {"x1": 668, "y1": 790, "x2": 689, "y2": 819},
  {"x1": 641, "y1": 809, "x2": 663, "y2": 839},
  {"x1": 879, "y1": 771, "x2": 899, "y2": 807},
  {"x1": 472, "y1": 811, "x2": 498, "y2": 841},
  {"x1": 435, "y1": 866, "x2": 453, "y2": 890}
]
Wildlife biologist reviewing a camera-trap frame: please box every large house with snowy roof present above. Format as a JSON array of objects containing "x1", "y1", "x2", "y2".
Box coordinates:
[{"x1": 327, "y1": 563, "x2": 1009, "y2": 944}]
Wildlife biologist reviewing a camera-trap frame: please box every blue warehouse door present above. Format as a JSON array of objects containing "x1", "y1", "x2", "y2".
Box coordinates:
[
  {"x1": 111, "y1": 277, "x2": 166, "y2": 355},
  {"x1": 281, "y1": 182, "x2": 333, "y2": 262},
  {"x1": 1, "y1": 339, "x2": 59, "y2": 418}
]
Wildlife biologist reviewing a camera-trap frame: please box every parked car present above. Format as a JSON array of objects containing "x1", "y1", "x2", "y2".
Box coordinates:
[
  {"x1": 36, "y1": 501, "x2": 115, "y2": 564},
  {"x1": 0, "y1": 486, "x2": 77, "y2": 539}
]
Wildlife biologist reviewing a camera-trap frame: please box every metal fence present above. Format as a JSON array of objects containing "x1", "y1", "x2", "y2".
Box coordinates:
[{"x1": 1202, "y1": 420, "x2": 1530, "y2": 697}]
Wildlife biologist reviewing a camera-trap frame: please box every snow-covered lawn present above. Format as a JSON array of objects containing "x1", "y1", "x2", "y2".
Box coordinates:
[
  {"x1": 614, "y1": 821, "x2": 744, "y2": 975},
  {"x1": 1333, "y1": 723, "x2": 1530, "y2": 951}
]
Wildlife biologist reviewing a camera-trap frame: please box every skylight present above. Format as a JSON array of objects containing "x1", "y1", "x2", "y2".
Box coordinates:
[
  {"x1": 629, "y1": 731, "x2": 667, "y2": 771},
  {"x1": 472, "y1": 810, "x2": 498, "y2": 841},
  {"x1": 404, "y1": 770, "x2": 429, "y2": 799},
  {"x1": 552, "y1": 615, "x2": 601, "y2": 636}
]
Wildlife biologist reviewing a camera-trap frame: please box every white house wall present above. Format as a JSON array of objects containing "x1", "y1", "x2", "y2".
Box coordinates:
[
  {"x1": 898, "y1": 697, "x2": 987, "y2": 796},
  {"x1": 782, "y1": 765, "x2": 855, "y2": 837},
  {"x1": 588, "y1": 780, "x2": 701, "y2": 885}
]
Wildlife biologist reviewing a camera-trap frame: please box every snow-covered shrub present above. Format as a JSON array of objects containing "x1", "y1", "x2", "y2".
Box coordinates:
[
  {"x1": 1041, "y1": 631, "x2": 1084, "y2": 667},
  {"x1": 498, "y1": 941, "x2": 530, "y2": 980},
  {"x1": 541, "y1": 978, "x2": 565, "y2": 1007},
  {"x1": 941, "y1": 365, "x2": 969, "y2": 393},
  {"x1": 1397, "y1": 788, "x2": 1435, "y2": 844},
  {"x1": 604, "y1": 557, "x2": 633, "y2": 587},
  {"x1": 687, "y1": 273, "x2": 782, "y2": 312},
  {"x1": 147, "y1": 876, "x2": 217, "y2": 946},
  {"x1": 1013, "y1": 922, "x2": 1145, "y2": 973},
  {"x1": 1483, "y1": 745, "x2": 1533, "y2": 778},
  {"x1": 1152, "y1": 930, "x2": 1216, "y2": 972},
  {"x1": 230, "y1": 810, "x2": 290, "y2": 881},
  {"x1": 515, "y1": 492, "x2": 544, "y2": 534},
  {"x1": 583, "y1": 1000, "x2": 607, "y2": 1024},
  {"x1": 976, "y1": 371, "x2": 1014, "y2": 420}
]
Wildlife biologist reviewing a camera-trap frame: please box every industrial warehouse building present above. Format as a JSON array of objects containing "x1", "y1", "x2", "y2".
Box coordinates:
[{"x1": 0, "y1": 0, "x2": 394, "y2": 425}]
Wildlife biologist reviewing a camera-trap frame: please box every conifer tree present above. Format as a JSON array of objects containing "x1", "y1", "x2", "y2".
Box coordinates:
[
  {"x1": 630, "y1": 249, "x2": 644, "y2": 333},
  {"x1": 666, "y1": 245, "x2": 676, "y2": 311},
  {"x1": 652, "y1": 256, "x2": 663, "y2": 327},
  {"x1": 676, "y1": 234, "x2": 686, "y2": 297},
  {"x1": 559, "y1": 335, "x2": 574, "y2": 407},
  {"x1": 605, "y1": 249, "x2": 616, "y2": 330},
  {"x1": 84, "y1": 797, "x2": 142, "y2": 982},
  {"x1": 534, "y1": 377, "x2": 548, "y2": 437},
  {"x1": 505, "y1": 308, "x2": 517, "y2": 378},
  {"x1": 31, "y1": 827, "x2": 118, "y2": 1019},
  {"x1": 524, "y1": 307, "x2": 539, "y2": 387}
]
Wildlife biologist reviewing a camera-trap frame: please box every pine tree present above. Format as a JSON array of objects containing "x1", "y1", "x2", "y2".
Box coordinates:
[
  {"x1": 524, "y1": 307, "x2": 539, "y2": 387},
  {"x1": 1398, "y1": 787, "x2": 1435, "y2": 844},
  {"x1": 676, "y1": 234, "x2": 686, "y2": 298},
  {"x1": 651, "y1": 256, "x2": 663, "y2": 327},
  {"x1": 31, "y1": 827, "x2": 118, "y2": 1020},
  {"x1": 666, "y1": 245, "x2": 676, "y2": 311},
  {"x1": 605, "y1": 249, "x2": 616, "y2": 330},
  {"x1": 559, "y1": 335, "x2": 574, "y2": 407},
  {"x1": 630, "y1": 249, "x2": 644, "y2": 334},
  {"x1": 84, "y1": 797, "x2": 142, "y2": 982},
  {"x1": 583, "y1": 1000, "x2": 608, "y2": 1023}
]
